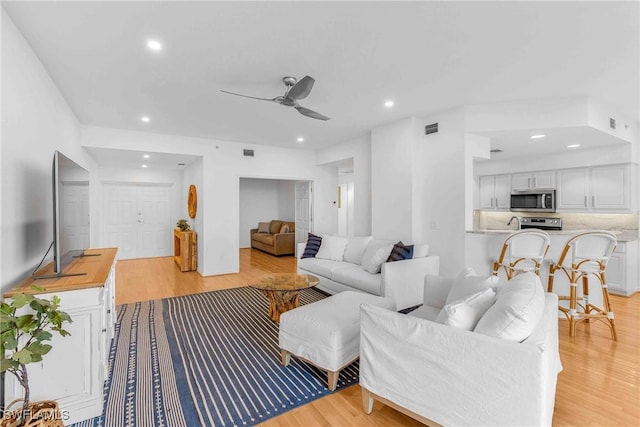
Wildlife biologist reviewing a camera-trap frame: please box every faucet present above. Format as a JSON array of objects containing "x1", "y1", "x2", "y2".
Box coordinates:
[{"x1": 507, "y1": 216, "x2": 521, "y2": 229}]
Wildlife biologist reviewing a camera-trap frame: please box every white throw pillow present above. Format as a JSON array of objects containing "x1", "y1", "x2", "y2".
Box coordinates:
[
  {"x1": 436, "y1": 288, "x2": 497, "y2": 330},
  {"x1": 446, "y1": 268, "x2": 500, "y2": 304},
  {"x1": 315, "y1": 234, "x2": 349, "y2": 261},
  {"x1": 360, "y1": 241, "x2": 394, "y2": 274},
  {"x1": 413, "y1": 244, "x2": 429, "y2": 258},
  {"x1": 343, "y1": 236, "x2": 373, "y2": 265},
  {"x1": 474, "y1": 273, "x2": 546, "y2": 342}
]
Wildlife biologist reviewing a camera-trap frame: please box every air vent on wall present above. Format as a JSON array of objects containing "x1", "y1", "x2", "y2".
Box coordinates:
[
  {"x1": 424, "y1": 123, "x2": 438, "y2": 135},
  {"x1": 243, "y1": 149, "x2": 255, "y2": 157},
  {"x1": 609, "y1": 117, "x2": 616, "y2": 129},
  {"x1": 490, "y1": 149, "x2": 503, "y2": 153}
]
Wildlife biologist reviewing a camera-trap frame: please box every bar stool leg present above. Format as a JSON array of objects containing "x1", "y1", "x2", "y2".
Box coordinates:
[
  {"x1": 581, "y1": 275, "x2": 591, "y2": 322},
  {"x1": 599, "y1": 271, "x2": 617, "y2": 341},
  {"x1": 569, "y1": 280, "x2": 578, "y2": 337}
]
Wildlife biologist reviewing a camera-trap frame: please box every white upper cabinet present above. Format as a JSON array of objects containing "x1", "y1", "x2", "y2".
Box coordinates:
[
  {"x1": 511, "y1": 171, "x2": 556, "y2": 191},
  {"x1": 479, "y1": 174, "x2": 511, "y2": 210},
  {"x1": 557, "y1": 164, "x2": 630, "y2": 211}
]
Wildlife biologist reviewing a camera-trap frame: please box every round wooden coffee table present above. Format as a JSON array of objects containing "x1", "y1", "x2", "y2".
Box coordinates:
[{"x1": 250, "y1": 273, "x2": 320, "y2": 322}]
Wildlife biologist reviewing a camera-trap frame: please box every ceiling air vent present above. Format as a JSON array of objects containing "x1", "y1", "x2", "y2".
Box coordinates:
[
  {"x1": 609, "y1": 117, "x2": 616, "y2": 130},
  {"x1": 424, "y1": 123, "x2": 438, "y2": 135},
  {"x1": 490, "y1": 149, "x2": 503, "y2": 153},
  {"x1": 243, "y1": 149, "x2": 255, "y2": 157}
]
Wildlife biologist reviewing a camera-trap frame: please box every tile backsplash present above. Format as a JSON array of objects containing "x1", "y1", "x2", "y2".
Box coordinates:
[{"x1": 475, "y1": 210, "x2": 639, "y2": 232}]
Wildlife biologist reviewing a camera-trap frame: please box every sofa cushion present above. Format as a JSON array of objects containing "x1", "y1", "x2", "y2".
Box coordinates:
[
  {"x1": 331, "y1": 265, "x2": 382, "y2": 295},
  {"x1": 270, "y1": 220, "x2": 284, "y2": 234},
  {"x1": 316, "y1": 235, "x2": 349, "y2": 261},
  {"x1": 413, "y1": 244, "x2": 429, "y2": 258},
  {"x1": 387, "y1": 241, "x2": 414, "y2": 262},
  {"x1": 445, "y1": 268, "x2": 500, "y2": 304},
  {"x1": 474, "y1": 273, "x2": 545, "y2": 342},
  {"x1": 251, "y1": 233, "x2": 274, "y2": 245},
  {"x1": 435, "y1": 288, "x2": 496, "y2": 331},
  {"x1": 301, "y1": 233, "x2": 322, "y2": 259},
  {"x1": 257, "y1": 222, "x2": 270, "y2": 233},
  {"x1": 343, "y1": 236, "x2": 373, "y2": 265},
  {"x1": 298, "y1": 257, "x2": 350, "y2": 279},
  {"x1": 408, "y1": 305, "x2": 441, "y2": 322},
  {"x1": 361, "y1": 241, "x2": 394, "y2": 274}
]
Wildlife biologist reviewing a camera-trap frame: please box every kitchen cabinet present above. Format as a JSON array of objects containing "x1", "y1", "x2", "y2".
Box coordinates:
[
  {"x1": 479, "y1": 174, "x2": 511, "y2": 210},
  {"x1": 606, "y1": 240, "x2": 638, "y2": 296},
  {"x1": 557, "y1": 164, "x2": 630, "y2": 211},
  {"x1": 4, "y1": 248, "x2": 117, "y2": 425},
  {"x1": 511, "y1": 171, "x2": 556, "y2": 191}
]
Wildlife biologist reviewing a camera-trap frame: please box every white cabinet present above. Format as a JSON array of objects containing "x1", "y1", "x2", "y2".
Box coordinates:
[
  {"x1": 5, "y1": 248, "x2": 117, "y2": 425},
  {"x1": 606, "y1": 240, "x2": 638, "y2": 296},
  {"x1": 511, "y1": 171, "x2": 556, "y2": 191},
  {"x1": 557, "y1": 164, "x2": 630, "y2": 211},
  {"x1": 479, "y1": 174, "x2": 511, "y2": 210}
]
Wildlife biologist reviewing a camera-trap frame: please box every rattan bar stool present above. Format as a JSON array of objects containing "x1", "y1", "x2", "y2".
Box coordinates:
[
  {"x1": 547, "y1": 231, "x2": 617, "y2": 340},
  {"x1": 492, "y1": 229, "x2": 551, "y2": 280}
]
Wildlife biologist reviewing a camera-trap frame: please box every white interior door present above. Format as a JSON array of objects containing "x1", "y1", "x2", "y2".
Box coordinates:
[
  {"x1": 103, "y1": 183, "x2": 172, "y2": 259},
  {"x1": 295, "y1": 181, "x2": 313, "y2": 247},
  {"x1": 338, "y1": 184, "x2": 348, "y2": 236}
]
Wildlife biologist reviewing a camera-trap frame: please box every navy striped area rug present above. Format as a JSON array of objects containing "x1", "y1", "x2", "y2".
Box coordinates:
[{"x1": 71, "y1": 287, "x2": 358, "y2": 427}]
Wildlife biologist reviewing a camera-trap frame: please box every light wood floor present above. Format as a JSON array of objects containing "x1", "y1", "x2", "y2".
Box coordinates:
[{"x1": 116, "y1": 249, "x2": 640, "y2": 426}]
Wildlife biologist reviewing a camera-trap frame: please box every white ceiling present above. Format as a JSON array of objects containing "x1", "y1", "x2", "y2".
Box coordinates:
[{"x1": 4, "y1": 1, "x2": 639, "y2": 157}]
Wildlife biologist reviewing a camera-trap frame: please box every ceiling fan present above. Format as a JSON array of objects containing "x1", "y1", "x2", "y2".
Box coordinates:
[{"x1": 221, "y1": 76, "x2": 330, "y2": 121}]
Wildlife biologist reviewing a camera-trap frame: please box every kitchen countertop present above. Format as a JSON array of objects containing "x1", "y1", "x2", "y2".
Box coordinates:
[{"x1": 467, "y1": 229, "x2": 639, "y2": 242}]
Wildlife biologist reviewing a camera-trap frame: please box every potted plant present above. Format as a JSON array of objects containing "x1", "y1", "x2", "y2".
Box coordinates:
[
  {"x1": 1, "y1": 292, "x2": 72, "y2": 426},
  {"x1": 176, "y1": 218, "x2": 191, "y2": 231}
]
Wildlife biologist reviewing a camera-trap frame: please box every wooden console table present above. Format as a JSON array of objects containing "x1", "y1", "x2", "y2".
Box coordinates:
[{"x1": 174, "y1": 229, "x2": 197, "y2": 272}]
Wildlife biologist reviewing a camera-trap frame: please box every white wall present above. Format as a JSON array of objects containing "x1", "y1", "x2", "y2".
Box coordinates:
[
  {"x1": 415, "y1": 108, "x2": 468, "y2": 277},
  {"x1": 238, "y1": 179, "x2": 279, "y2": 248},
  {"x1": 182, "y1": 158, "x2": 204, "y2": 273},
  {"x1": 81, "y1": 125, "x2": 337, "y2": 276},
  {"x1": 277, "y1": 180, "x2": 295, "y2": 221},
  {"x1": 371, "y1": 118, "x2": 416, "y2": 241},
  {"x1": 316, "y1": 134, "x2": 372, "y2": 236},
  {"x1": 1, "y1": 11, "x2": 97, "y2": 291}
]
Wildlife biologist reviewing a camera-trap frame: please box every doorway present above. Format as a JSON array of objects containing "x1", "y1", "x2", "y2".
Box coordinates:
[
  {"x1": 295, "y1": 181, "x2": 313, "y2": 245},
  {"x1": 102, "y1": 183, "x2": 172, "y2": 259}
]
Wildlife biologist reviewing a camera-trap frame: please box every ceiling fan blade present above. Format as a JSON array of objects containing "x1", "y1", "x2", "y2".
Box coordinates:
[
  {"x1": 220, "y1": 90, "x2": 276, "y2": 102},
  {"x1": 286, "y1": 76, "x2": 315, "y2": 100},
  {"x1": 295, "y1": 105, "x2": 330, "y2": 121}
]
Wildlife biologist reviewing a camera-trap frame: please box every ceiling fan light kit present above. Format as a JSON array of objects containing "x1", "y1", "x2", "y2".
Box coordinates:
[{"x1": 221, "y1": 75, "x2": 330, "y2": 121}]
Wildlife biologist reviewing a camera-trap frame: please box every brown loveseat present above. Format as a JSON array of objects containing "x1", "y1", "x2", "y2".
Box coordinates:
[{"x1": 250, "y1": 220, "x2": 296, "y2": 256}]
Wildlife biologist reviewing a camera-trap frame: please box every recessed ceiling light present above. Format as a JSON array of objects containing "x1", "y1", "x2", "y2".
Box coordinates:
[
  {"x1": 530, "y1": 134, "x2": 546, "y2": 139},
  {"x1": 141, "y1": 116, "x2": 150, "y2": 123},
  {"x1": 147, "y1": 39, "x2": 163, "y2": 51},
  {"x1": 297, "y1": 137, "x2": 304, "y2": 143},
  {"x1": 143, "y1": 154, "x2": 150, "y2": 159},
  {"x1": 141, "y1": 164, "x2": 148, "y2": 168},
  {"x1": 567, "y1": 144, "x2": 581, "y2": 149},
  {"x1": 384, "y1": 100, "x2": 394, "y2": 108}
]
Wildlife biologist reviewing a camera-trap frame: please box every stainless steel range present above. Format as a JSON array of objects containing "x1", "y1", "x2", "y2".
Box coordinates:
[{"x1": 519, "y1": 217, "x2": 562, "y2": 230}]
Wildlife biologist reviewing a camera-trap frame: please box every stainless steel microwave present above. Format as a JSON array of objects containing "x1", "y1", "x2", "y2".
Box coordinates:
[{"x1": 510, "y1": 189, "x2": 556, "y2": 212}]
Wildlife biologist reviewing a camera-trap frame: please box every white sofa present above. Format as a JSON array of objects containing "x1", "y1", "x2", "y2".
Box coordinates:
[
  {"x1": 296, "y1": 238, "x2": 439, "y2": 310},
  {"x1": 360, "y1": 271, "x2": 562, "y2": 426}
]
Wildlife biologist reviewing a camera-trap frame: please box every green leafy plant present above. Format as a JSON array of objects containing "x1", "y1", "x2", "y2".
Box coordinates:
[
  {"x1": 1, "y1": 292, "x2": 72, "y2": 425},
  {"x1": 176, "y1": 218, "x2": 191, "y2": 231}
]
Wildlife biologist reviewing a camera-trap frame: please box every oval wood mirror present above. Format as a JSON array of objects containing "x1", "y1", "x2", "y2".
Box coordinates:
[{"x1": 188, "y1": 185, "x2": 197, "y2": 219}]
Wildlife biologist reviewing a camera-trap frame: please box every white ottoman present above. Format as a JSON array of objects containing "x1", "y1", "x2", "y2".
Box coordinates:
[{"x1": 278, "y1": 291, "x2": 396, "y2": 390}]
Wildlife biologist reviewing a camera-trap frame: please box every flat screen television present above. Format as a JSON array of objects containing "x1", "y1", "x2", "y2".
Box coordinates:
[{"x1": 52, "y1": 150, "x2": 92, "y2": 274}]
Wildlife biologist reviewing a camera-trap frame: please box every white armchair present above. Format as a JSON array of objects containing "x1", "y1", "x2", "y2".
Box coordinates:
[{"x1": 359, "y1": 274, "x2": 562, "y2": 427}]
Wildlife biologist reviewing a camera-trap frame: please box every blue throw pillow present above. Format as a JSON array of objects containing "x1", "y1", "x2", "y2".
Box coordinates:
[
  {"x1": 387, "y1": 241, "x2": 414, "y2": 262},
  {"x1": 301, "y1": 233, "x2": 322, "y2": 259}
]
